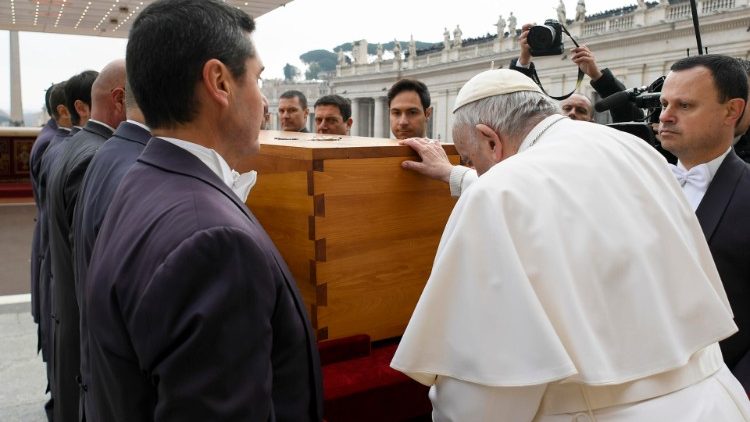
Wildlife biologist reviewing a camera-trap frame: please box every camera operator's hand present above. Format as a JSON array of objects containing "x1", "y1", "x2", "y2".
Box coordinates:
[
  {"x1": 571, "y1": 45, "x2": 604, "y2": 82},
  {"x1": 517, "y1": 23, "x2": 535, "y2": 66}
]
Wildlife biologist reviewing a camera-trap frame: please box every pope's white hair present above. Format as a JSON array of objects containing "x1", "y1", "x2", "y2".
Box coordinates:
[{"x1": 452, "y1": 91, "x2": 561, "y2": 148}]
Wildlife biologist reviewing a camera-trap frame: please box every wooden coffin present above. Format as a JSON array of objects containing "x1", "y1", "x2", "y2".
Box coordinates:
[{"x1": 240, "y1": 131, "x2": 459, "y2": 341}]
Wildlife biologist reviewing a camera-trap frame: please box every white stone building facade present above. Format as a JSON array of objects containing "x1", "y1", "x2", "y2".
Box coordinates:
[{"x1": 327, "y1": 0, "x2": 750, "y2": 142}]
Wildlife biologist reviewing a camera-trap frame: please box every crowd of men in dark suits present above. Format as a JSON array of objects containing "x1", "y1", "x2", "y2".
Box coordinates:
[{"x1": 26, "y1": 0, "x2": 750, "y2": 420}]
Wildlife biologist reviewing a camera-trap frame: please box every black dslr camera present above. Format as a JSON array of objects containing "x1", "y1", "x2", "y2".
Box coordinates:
[{"x1": 527, "y1": 19, "x2": 564, "y2": 56}]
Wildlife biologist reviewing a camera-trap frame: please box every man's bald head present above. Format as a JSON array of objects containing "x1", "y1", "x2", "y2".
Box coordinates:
[
  {"x1": 560, "y1": 93, "x2": 594, "y2": 121},
  {"x1": 91, "y1": 59, "x2": 127, "y2": 128}
]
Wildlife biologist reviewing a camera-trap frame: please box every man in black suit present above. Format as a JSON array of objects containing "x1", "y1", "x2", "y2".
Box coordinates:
[
  {"x1": 72, "y1": 84, "x2": 151, "y2": 421},
  {"x1": 659, "y1": 54, "x2": 750, "y2": 390},
  {"x1": 47, "y1": 60, "x2": 126, "y2": 422},
  {"x1": 36, "y1": 71, "x2": 96, "y2": 421},
  {"x1": 85, "y1": 1, "x2": 322, "y2": 420}
]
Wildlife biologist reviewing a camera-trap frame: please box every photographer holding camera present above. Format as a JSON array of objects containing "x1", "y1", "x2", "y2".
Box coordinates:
[{"x1": 510, "y1": 22, "x2": 644, "y2": 123}]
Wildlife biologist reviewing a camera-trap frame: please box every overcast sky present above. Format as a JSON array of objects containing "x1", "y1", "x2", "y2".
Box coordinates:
[{"x1": 0, "y1": 0, "x2": 632, "y2": 114}]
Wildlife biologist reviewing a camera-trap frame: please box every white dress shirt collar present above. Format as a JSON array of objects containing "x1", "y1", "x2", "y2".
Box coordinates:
[
  {"x1": 673, "y1": 147, "x2": 731, "y2": 211},
  {"x1": 157, "y1": 137, "x2": 257, "y2": 202},
  {"x1": 125, "y1": 119, "x2": 150, "y2": 132},
  {"x1": 676, "y1": 147, "x2": 732, "y2": 184},
  {"x1": 87, "y1": 119, "x2": 116, "y2": 133}
]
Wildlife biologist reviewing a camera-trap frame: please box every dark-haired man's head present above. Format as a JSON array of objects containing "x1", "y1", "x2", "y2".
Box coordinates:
[
  {"x1": 64, "y1": 70, "x2": 99, "y2": 126},
  {"x1": 44, "y1": 84, "x2": 55, "y2": 118},
  {"x1": 659, "y1": 54, "x2": 747, "y2": 169},
  {"x1": 314, "y1": 95, "x2": 352, "y2": 135},
  {"x1": 278, "y1": 90, "x2": 309, "y2": 132},
  {"x1": 127, "y1": 0, "x2": 263, "y2": 162},
  {"x1": 49, "y1": 82, "x2": 72, "y2": 128},
  {"x1": 387, "y1": 79, "x2": 432, "y2": 139}
]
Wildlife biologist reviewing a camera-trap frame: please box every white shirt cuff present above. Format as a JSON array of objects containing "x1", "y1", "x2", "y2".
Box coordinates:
[{"x1": 449, "y1": 165, "x2": 478, "y2": 197}]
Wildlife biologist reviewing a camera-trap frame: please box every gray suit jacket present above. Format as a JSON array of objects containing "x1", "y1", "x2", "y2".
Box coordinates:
[
  {"x1": 72, "y1": 120, "x2": 152, "y2": 421},
  {"x1": 47, "y1": 119, "x2": 113, "y2": 422}
]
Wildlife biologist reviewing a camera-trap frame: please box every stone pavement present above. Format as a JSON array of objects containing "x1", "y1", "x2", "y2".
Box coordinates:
[
  {"x1": 0, "y1": 200, "x2": 47, "y2": 420},
  {"x1": 0, "y1": 202, "x2": 36, "y2": 296},
  {"x1": 0, "y1": 301, "x2": 48, "y2": 422}
]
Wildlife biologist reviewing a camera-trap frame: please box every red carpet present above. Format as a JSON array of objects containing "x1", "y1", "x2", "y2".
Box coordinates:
[{"x1": 0, "y1": 183, "x2": 32, "y2": 199}]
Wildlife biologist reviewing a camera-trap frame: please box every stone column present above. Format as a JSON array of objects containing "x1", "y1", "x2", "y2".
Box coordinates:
[
  {"x1": 373, "y1": 97, "x2": 385, "y2": 138},
  {"x1": 10, "y1": 31, "x2": 24, "y2": 126},
  {"x1": 350, "y1": 98, "x2": 360, "y2": 136}
]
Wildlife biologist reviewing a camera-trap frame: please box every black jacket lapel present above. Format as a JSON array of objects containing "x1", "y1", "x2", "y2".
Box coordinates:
[{"x1": 696, "y1": 151, "x2": 747, "y2": 241}]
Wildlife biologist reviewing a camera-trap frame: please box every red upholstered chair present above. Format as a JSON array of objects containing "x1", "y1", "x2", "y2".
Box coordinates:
[{"x1": 319, "y1": 335, "x2": 432, "y2": 422}]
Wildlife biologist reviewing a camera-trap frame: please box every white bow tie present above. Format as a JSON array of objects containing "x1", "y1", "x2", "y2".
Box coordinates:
[{"x1": 669, "y1": 163, "x2": 710, "y2": 191}]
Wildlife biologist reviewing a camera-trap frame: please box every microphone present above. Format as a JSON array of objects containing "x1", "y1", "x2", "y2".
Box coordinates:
[{"x1": 594, "y1": 90, "x2": 634, "y2": 113}]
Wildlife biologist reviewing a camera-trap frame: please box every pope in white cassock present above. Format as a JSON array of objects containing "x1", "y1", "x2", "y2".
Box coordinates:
[{"x1": 390, "y1": 69, "x2": 750, "y2": 421}]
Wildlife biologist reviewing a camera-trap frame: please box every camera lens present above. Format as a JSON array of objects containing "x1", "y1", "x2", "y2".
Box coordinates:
[{"x1": 528, "y1": 26, "x2": 555, "y2": 49}]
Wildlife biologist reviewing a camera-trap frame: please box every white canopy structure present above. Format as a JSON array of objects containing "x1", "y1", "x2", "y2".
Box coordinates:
[{"x1": 0, "y1": 0, "x2": 291, "y2": 124}]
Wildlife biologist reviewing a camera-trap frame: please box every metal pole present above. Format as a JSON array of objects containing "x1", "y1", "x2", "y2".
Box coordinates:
[
  {"x1": 689, "y1": 0, "x2": 704, "y2": 55},
  {"x1": 9, "y1": 31, "x2": 24, "y2": 126}
]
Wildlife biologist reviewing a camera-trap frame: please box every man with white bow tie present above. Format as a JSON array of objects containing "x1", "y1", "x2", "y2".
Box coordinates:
[{"x1": 659, "y1": 54, "x2": 750, "y2": 390}]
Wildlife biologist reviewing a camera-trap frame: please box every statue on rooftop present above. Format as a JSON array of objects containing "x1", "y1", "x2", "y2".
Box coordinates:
[
  {"x1": 575, "y1": 0, "x2": 586, "y2": 22},
  {"x1": 409, "y1": 35, "x2": 417, "y2": 58},
  {"x1": 453, "y1": 25, "x2": 463, "y2": 48},
  {"x1": 351, "y1": 40, "x2": 359, "y2": 64},
  {"x1": 557, "y1": 0, "x2": 567, "y2": 24},
  {"x1": 337, "y1": 48, "x2": 344, "y2": 65},
  {"x1": 376, "y1": 43, "x2": 383, "y2": 62},
  {"x1": 496, "y1": 14, "x2": 506, "y2": 37},
  {"x1": 508, "y1": 12, "x2": 517, "y2": 36},
  {"x1": 443, "y1": 27, "x2": 451, "y2": 49},
  {"x1": 393, "y1": 39, "x2": 402, "y2": 61},
  {"x1": 637, "y1": 0, "x2": 646, "y2": 9}
]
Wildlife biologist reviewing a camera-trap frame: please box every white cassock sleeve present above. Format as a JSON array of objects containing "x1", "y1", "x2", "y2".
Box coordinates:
[
  {"x1": 430, "y1": 376, "x2": 547, "y2": 422},
  {"x1": 448, "y1": 165, "x2": 478, "y2": 197}
]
